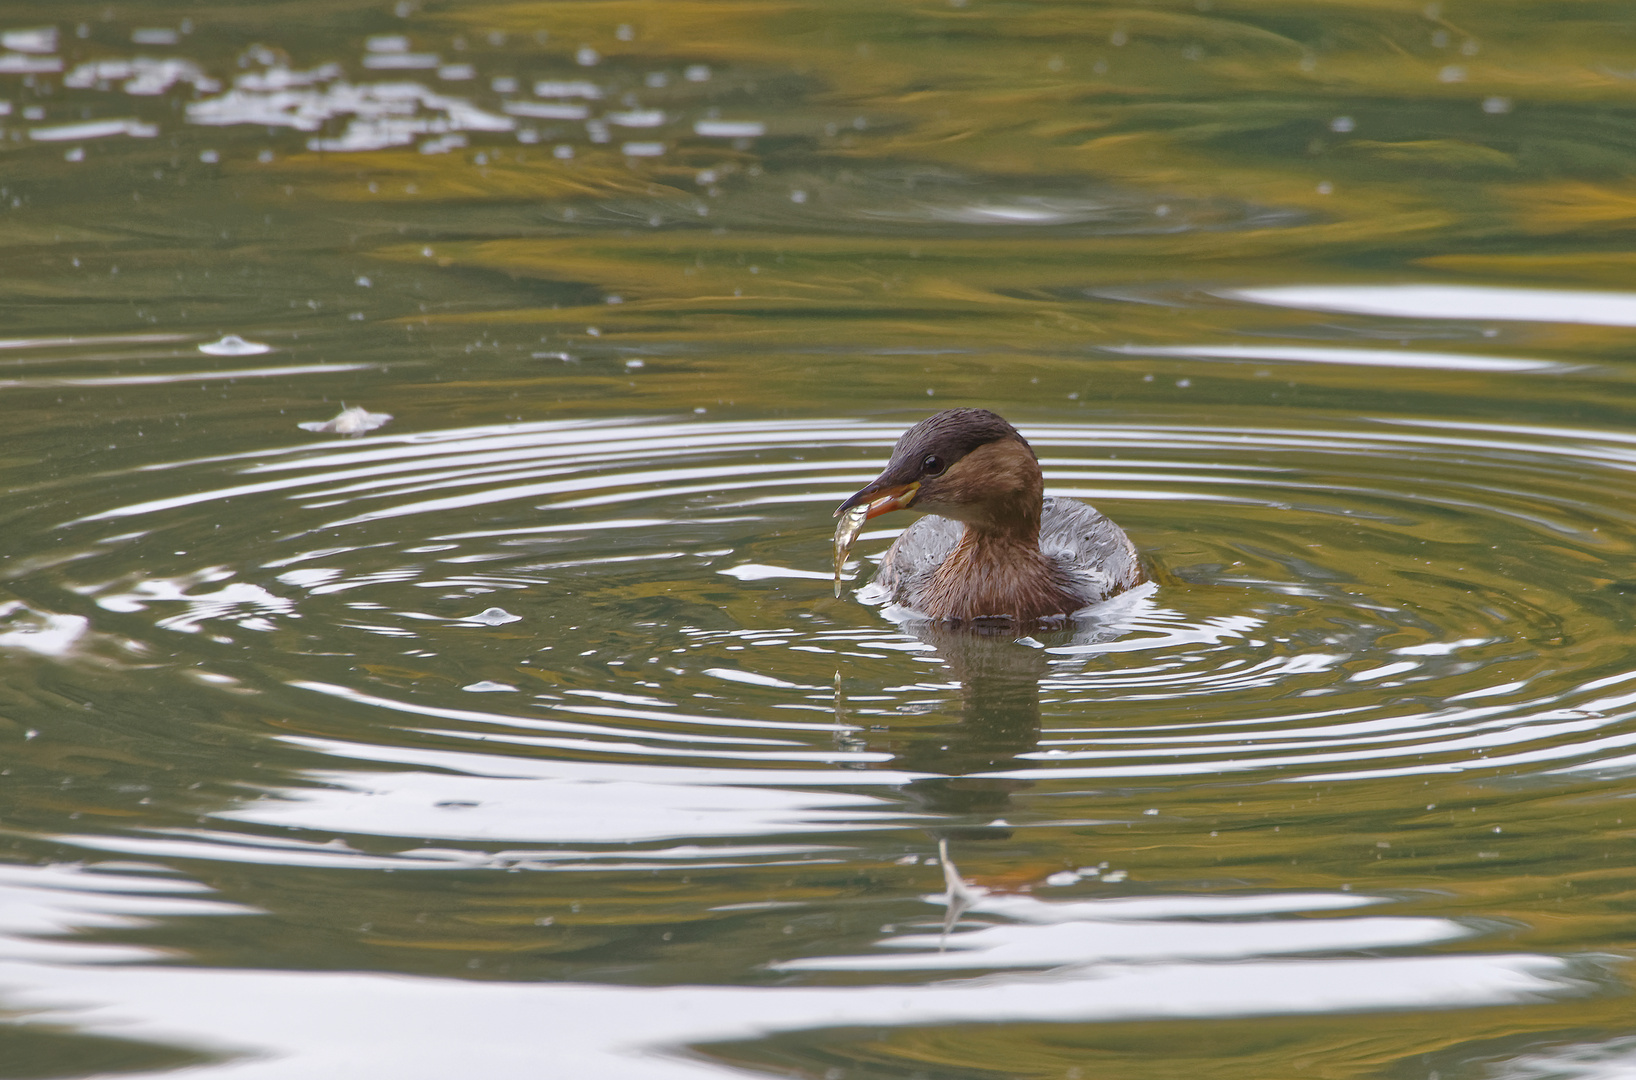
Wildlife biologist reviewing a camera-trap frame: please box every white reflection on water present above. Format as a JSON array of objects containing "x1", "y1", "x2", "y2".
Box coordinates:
[
  {"x1": 0, "y1": 952, "x2": 1588, "y2": 1078},
  {"x1": 502, "y1": 99, "x2": 589, "y2": 120},
  {"x1": 0, "y1": 52, "x2": 60, "y2": 73},
  {"x1": 718, "y1": 563, "x2": 834, "y2": 581},
  {"x1": 76, "y1": 418, "x2": 873, "y2": 525},
  {"x1": 89, "y1": 568, "x2": 295, "y2": 636},
  {"x1": 1110, "y1": 343, "x2": 1566, "y2": 373},
  {"x1": 695, "y1": 120, "x2": 766, "y2": 137},
  {"x1": 0, "y1": 863, "x2": 255, "y2": 964},
  {"x1": 0, "y1": 858, "x2": 1598, "y2": 1079},
  {"x1": 1, "y1": 27, "x2": 55, "y2": 53},
  {"x1": 1485, "y1": 1035, "x2": 1636, "y2": 1079},
  {"x1": 533, "y1": 79, "x2": 603, "y2": 98},
  {"x1": 187, "y1": 65, "x2": 513, "y2": 152},
  {"x1": 29, "y1": 117, "x2": 158, "y2": 141},
  {"x1": 0, "y1": 23, "x2": 783, "y2": 166},
  {"x1": 990, "y1": 701, "x2": 1635, "y2": 784},
  {"x1": 1234, "y1": 284, "x2": 1636, "y2": 327},
  {"x1": 609, "y1": 108, "x2": 667, "y2": 127},
  {"x1": 157, "y1": 680, "x2": 915, "y2": 843},
  {"x1": 0, "y1": 363, "x2": 365, "y2": 388},
  {"x1": 64, "y1": 57, "x2": 219, "y2": 95},
  {"x1": 775, "y1": 899, "x2": 1469, "y2": 971},
  {"x1": 59, "y1": 828, "x2": 854, "y2": 873},
  {"x1": 0, "y1": 861, "x2": 1602, "y2": 1077},
  {"x1": 925, "y1": 198, "x2": 1121, "y2": 225},
  {"x1": 295, "y1": 679, "x2": 854, "y2": 735},
  {"x1": 0, "y1": 332, "x2": 188, "y2": 351},
  {"x1": 213, "y1": 765, "x2": 906, "y2": 843},
  {"x1": 0, "y1": 600, "x2": 89, "y2": 656}
]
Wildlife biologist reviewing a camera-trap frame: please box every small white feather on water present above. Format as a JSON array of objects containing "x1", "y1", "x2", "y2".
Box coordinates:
[{"x1": 298, "y1": 405, "x2": 392, "y2": 435}]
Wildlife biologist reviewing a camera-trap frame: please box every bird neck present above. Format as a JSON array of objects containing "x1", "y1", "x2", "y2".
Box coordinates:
[
  {"x1": 924, "y1": 523, "x2": 1075, "y2": 622},
  {"x1": 966, "y1": 500, "x2": 1042, "y2": 546}
]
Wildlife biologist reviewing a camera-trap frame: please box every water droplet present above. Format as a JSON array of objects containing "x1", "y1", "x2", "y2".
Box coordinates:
[
  {"x1": 199, "y1": 334, "x2": 272, "y2": 356},
  {"x1": 464, "y1": 607, "x2": 522, "y2": 626}
]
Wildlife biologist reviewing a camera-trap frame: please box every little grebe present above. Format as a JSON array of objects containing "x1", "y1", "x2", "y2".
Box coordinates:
[{"x1": 835, "y1": 409, "x2": 1143, "y2": 622}]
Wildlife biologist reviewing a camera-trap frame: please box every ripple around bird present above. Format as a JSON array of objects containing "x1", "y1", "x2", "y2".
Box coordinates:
[{"x1": 8, "y1": 411, "x2": 1636, "y2": 830}]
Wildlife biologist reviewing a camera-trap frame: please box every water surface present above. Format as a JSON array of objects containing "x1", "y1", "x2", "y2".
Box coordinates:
[{"x1": 4, "y1": 2, "x2": 1636, "y2": 1077}]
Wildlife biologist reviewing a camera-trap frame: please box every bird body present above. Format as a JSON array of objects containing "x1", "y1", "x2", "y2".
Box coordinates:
[{"x1": 835, "y1": 409, "x2": 1143, "y2": 623}]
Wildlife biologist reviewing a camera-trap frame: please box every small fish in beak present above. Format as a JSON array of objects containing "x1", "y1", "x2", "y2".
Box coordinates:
[
  {"x1": 832, "y1": 503, "x2": 868, "y2": 598},
  {"x1": 831, "y1": 473, "x2": 923, "y2": 598}
]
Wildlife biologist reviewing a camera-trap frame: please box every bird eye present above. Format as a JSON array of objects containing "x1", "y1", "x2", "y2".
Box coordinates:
[{"x1": 921, "y1": 454, "x2": 946, "y2": 477}]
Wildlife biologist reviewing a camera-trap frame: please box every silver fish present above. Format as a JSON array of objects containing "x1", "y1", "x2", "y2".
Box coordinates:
[{"x1": 833, "y1": 502, "x2": 869, "y2": 598}]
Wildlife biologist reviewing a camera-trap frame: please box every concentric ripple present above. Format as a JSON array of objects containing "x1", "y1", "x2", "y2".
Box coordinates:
[{"x1": 7, "y1": 411, "x2": 1636, "y2": 807}]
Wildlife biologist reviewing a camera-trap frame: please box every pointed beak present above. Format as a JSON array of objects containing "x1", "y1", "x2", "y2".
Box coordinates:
[{"x1": 834, "y1": 479, "x2": 920, "y2": 520}]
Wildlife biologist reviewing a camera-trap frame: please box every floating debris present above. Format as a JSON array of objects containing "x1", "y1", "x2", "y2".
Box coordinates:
[
  {"x1": 298, "y1": 405, "x2": 392, "y2": 435},
  {"x1": 461, "y1": 607, "x2": 522, "y2": 626},
  {"x1": 199, "y1": 333, "x2": 271, "y2": 356},
  {"x1": 833, "y1": 502, "x2": 869, "y2": 598}
]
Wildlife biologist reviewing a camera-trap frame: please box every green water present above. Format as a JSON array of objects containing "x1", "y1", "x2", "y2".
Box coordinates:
[{"x1": 4, "y1": 2, "x2": 1636, "y2": 1077}]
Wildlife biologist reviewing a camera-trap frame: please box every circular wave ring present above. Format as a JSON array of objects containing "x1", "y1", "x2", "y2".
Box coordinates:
[{"x1": 6, "y1": 413, "x2": 1636, "y2": 786}]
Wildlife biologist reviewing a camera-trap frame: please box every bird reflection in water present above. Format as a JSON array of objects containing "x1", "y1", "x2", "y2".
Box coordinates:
[
  {"x1": 834, "y1": 612, "x2": 1142, "y2": 943},
  {"x1": 860, "y1": 614, "x2": 1138, "y2": 839}
]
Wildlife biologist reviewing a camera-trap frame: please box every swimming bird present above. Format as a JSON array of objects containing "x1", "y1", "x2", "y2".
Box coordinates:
[{"x1": 834, "y1": 409, "x2": 1143, "y2": 622}]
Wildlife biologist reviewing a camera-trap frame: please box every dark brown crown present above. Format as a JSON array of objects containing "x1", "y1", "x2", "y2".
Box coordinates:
[{"x1": 890, "y1": 408, "x2": 1034, "y2": 468}]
